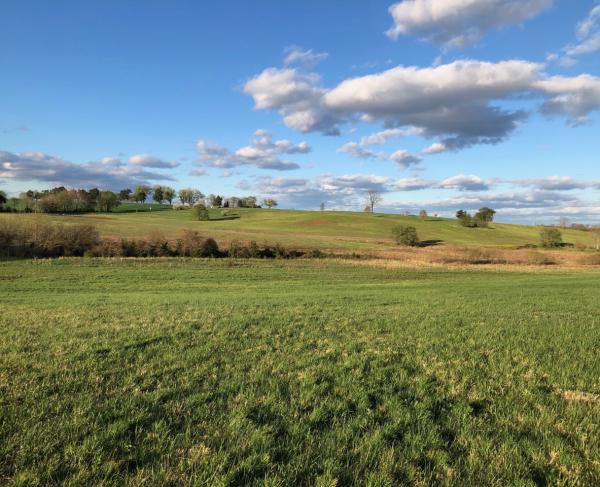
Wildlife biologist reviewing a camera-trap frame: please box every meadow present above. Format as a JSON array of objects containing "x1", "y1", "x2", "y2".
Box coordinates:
[
  {"x1": 1, "y1": 258, "x2": 599, "y2": 485},
  {"x1": 26, "y1": 207, "x2": 596, "y2": 251}
]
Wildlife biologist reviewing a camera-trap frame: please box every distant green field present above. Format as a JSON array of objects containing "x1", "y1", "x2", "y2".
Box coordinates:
[
  {"x1": 1, "y1": 259, "x2": 599, "y2": 485},
  {"x1": 9, "y1": 207, "x2": 594, "y2": 250}
]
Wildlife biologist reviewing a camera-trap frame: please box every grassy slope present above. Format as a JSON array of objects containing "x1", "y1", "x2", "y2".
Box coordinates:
[
  {"x1": 14, "y1": 207, "x2": 595, "y2": 250},
  {"x1": 1, "y1": 259, "x2": 599, "y2": 485}
]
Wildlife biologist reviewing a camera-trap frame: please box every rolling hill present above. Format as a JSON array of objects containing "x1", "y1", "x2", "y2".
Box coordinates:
[{"x1": 27, "y1": 207, "x2": 596, "y2": 251}]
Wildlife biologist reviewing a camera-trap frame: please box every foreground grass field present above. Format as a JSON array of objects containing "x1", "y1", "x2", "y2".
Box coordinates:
[
  {"x1": 1, "y1": 259, "x2": 599, "y2": 485},
  {"x1": 15, "y1": 207, "x2": 594, "y2": 251}
]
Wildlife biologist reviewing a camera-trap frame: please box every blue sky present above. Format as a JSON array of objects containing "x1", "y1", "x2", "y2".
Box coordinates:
[{"x1": 1, "y1": 0, "x2": 600, "y2": 222}]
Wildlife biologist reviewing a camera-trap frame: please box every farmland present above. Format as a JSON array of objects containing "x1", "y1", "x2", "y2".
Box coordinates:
[
  {"x1": 1, "y1": 258, "x2": 599, "y2": 485},
  {"x1": 8, "y1": 207, "x2": 596, "y2": 251}
]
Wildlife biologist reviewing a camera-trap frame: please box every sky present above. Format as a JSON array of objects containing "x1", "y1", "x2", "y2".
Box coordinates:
[{"x1": 1, "y1": 0, "x2": 600, "y2": 223}]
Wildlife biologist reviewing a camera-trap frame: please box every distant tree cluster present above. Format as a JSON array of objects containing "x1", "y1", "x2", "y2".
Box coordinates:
[
  {"x1": 456, "y1": 208, "x2": 496, "y2": 228},
  {"x1": 1, "y1": 187, "x2": 120, "y2": 214},
  {"x1": 1, "y1": 184, "x2": 279, "y2": 215}
]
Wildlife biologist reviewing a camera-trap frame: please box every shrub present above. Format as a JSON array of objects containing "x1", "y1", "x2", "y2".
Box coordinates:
[
  {"x1": 192, "y1": 203, "x2": 209, "y2": 221},
  {"x1": 392, "y1": 225, "x2": 419, "y2": 246},
  {"x1": 0, "y1": 217, "x2": 99, "y2": 258},
  {"x1": 177, "y1": 230, "x2": 204, "y2": 257},
  {"x1": 540, "y1": 227, "x2": 563, "y2": 248},
  {"x1": 201, "y1": 238, "x2": 220, "y2": 257}
]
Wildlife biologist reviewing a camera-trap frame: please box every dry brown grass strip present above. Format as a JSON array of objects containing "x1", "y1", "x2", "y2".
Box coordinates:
[{"x1": 558, "y1": 389, "x2": 600, "y2": 404}]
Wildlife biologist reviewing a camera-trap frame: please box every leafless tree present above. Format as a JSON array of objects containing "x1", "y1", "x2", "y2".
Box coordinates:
[
  {"x1": 366, "y1": 190, "x2": 382, "y2": 213},
  {"x1": 592, "y1": 226, "x2": 600, "y2": 250}
]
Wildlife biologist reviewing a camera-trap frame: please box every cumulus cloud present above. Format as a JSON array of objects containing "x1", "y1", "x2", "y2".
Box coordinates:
[
  {"x1": 390, "y1": 150, "x2": 423, "y2": 168},
  {"x1": 439, "y1": 174, "x2": 490, "y2": 191},
  {"x1": 393, "y1": 177, "x2": 436, "y2": 191},
  {"x1": 129, "y1": 154, "x2": 179, "y2": 168},
  {"x1": 337, "y1": 142, "x2": 385, "y2": 160},
  {"x1": 549, "y1": 5, "x2": 600, "y2": 66},
  {"x1": 245, "y1": 59, "x2": 600, "y2": 151},
  {"x1": 195, "y1": 129, "x2": 310, "y2": 172},
  {"x1": 244, "y1": 68, "x2": 339, "y2": 135},
  {"x1": 386, "y1": 0, "x2": 552, "y2": 48},
  {"x1": 422, "y1": 142, "x2": 447, "y2": 154},
  {"x1": 359, "y1": 127, "x2": 423, "y2": 145},
  {"x1": 534, "y1": 74, "x2": 600, "y2": 125},
  {"x1": 0, "y1": 150, "x2": 175, "y2": 189},
  {"x1": 284, "y1": 46, "x2": 329, "y2": 67},
  {"x1": 512, "y1": 176, "x2": 599, "y2": 191}
]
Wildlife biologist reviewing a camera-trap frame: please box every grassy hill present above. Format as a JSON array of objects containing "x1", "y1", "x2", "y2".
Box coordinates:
[{"x1": 29, "y1": 207, "x2": 596, "y2": 251}]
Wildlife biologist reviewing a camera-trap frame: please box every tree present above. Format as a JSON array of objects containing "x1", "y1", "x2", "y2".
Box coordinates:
[
  {"x1": 474, "y1": 207, "x2": 496, "y2": 227},
  {"x1": 419, "y1": 209, "x2": 428, "y2": 220},
  {"x1": 119, "y1": 189, "x2": 132, "y2": 201},
  {"x1": 366, "y1": 190, "x2": 382, "y2": 213},
  {"x1": 456, "y1": 209, "x2": 475, "y2": 227},
  {"x1": 96, "y1": 191, "x2": 120, "y2": 212},
  {"x1": 320, "y1": 202, "x2": 325, "y2": 211},
  {"x1": 133, "y1": 185, "x2": 150, "y2": 203},
  {"x1": 591, "y1": 226, "x2": 600, "y2": 251},
  {"x1": 162, "y1": 187, "x2": 175, "y2": 205},
  {"x1": 0, "y1": 190, "x2": 6, "y2": 210},
  {"x1": 153, "y1": 185, "x2": 164, "y2": 204},
  {"x1": 263, "y1": 198, "x2": 278, "y2": 209},
  {"x1": 192, "y1": 203, "x2": 210, "y2": 221},
  {"x1": 392, "y1": 225, "x2": 419, "y2": 246},
  {"x1": 559, "y1": 217, "x2": 569, "y2": 228},
  {"x1": 207, "y1": 194, "x2": 223, "y2": 208},
  {"x1": 540, "y1": 227, "x2": 563, "y2": 248},
  {"x1": 179, "y1": 188, "x2": 204, "y2": 206}
]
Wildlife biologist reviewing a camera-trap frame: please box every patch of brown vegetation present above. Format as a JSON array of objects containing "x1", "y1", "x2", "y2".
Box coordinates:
[{"x1": 558, "y1": 389, "x2": 600, "y2": 403}]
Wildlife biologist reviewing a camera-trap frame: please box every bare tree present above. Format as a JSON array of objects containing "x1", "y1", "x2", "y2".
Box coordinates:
[
  {"x1": 365, "y1": 190, "x2": 382, "y2": 213},
  {"x1": 559, "y1": 216, "x2": 569, "y2": 228},
  {"x1": 592, "y1": 226, "x2": 600, "y2": 251}
]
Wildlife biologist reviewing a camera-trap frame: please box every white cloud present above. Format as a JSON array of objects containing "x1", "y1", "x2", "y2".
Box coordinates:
[
  {"x1": 535, "y1": 74, "x2": 600, "y2": 125},
  {"x1": 0, "y1": 150, "x2": 175, "y2": 189},
  {"x1": 359, "y1": 127, "x2": 423, "y2": 145},
  {"x1": 386, "y1": 0, "x2": 552, "y2": 48},
  {"x1": 245, "y1": 59, "x2": 600, "y2": 151},
  {"x1": 129, "y1": 154, "x2": 179, "y2": 168},
  {"x1": 422, "y1": 142, "x2": 447, "y2": 154},
  {"x1": 195, "y1": 129, "x2": 310, "y2": 171},
  {"x1": 512, "y1": 176, "x2": 599, "y2": 191},
  {"x1": 284, "y1": 46, "x2": 329, "y2": 67},
  {"x1": 439, "y1": 174, "x2": 490, "y2": 191},
  {"x1": 549, "y1": 5, "x2": 600, "y2": 66},
  {"x1": 389, "y1": 149, "x2": 423, "y2": 168},
  {"x1": 393, "y1": 177, "x2": 436, "y2": 191},
  {"x1": 337, "y1": 142, "x2": 385, "y2": 160}
]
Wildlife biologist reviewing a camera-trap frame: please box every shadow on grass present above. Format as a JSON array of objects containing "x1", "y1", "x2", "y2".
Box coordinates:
[
  {"x1": 417, "y1": 239, "x2": 444, "y2": 248},
  {"x1": 209, "y1": 214, "x2": 241, "y2": 221}
]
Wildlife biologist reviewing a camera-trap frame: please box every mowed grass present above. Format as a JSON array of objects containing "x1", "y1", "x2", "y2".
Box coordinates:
[
  {"x1": 9, "y1": 207, "x2": 593, "y2": 250},
  {"x1": 1, "y1": 259, "x2": 600, "y2": 485}
]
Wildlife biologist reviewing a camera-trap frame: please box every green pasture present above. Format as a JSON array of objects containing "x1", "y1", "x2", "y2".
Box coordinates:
[{"x1": 1, "y1": 259, "x2": 599, "y2": 485}]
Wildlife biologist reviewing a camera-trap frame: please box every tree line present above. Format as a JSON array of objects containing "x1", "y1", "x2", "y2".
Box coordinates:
[{"x1": 0, "y1": 185, "x2": 278, "y2": 214}]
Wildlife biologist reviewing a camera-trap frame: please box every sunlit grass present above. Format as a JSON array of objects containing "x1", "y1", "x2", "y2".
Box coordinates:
[
  {"x1": 2, "y1": 207, "x2": 594, "y2": 250},
  {"x1": 1, "y1": 259, "x2": 599, "y2": 484}
]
